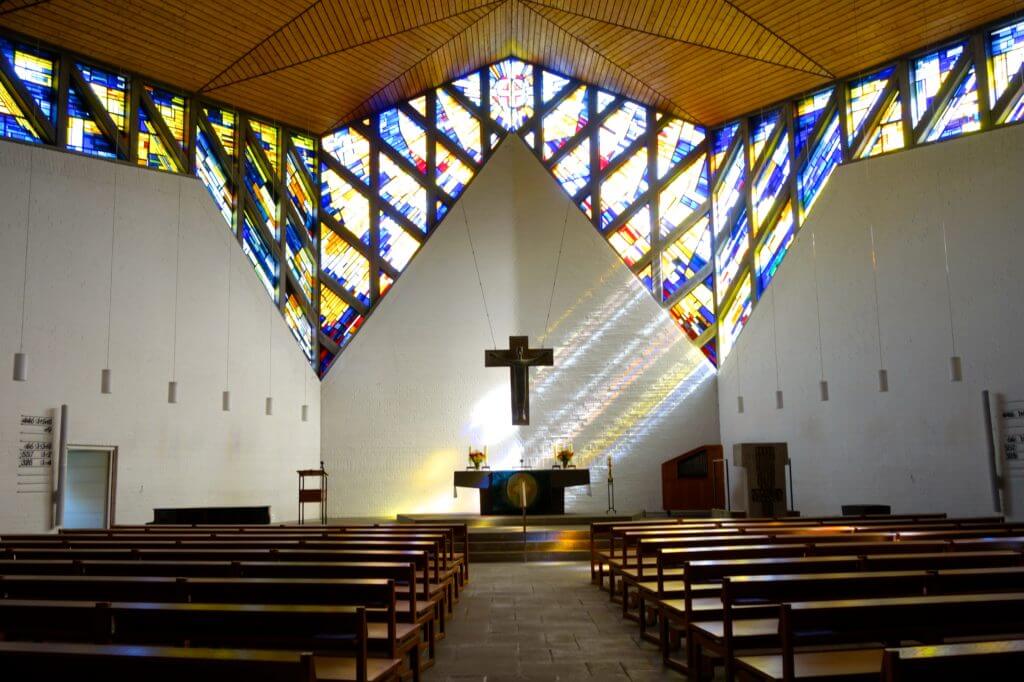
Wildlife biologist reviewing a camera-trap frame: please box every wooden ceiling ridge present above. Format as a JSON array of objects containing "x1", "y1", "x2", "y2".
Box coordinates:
[
  {"x1": 201, "y1": 0, "x2": 505, "y2": 93},
  {"x1": 326, "y1": 0, "x2": 508, "y2": 130},
  {"x1": 524, "y1": 0, "x2": 834, "y2": 77},
  {"x1": 516, "y1": 0, "x2": 704, "y2": 125},
  {"x1": 0, "y1": 0, "x2": 52, "y2": 18}
]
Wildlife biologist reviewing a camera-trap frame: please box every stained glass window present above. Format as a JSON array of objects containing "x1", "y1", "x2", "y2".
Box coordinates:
[
  {"x1": 701, "y1": 338, "x2": 718, "y2": 367},
  {"x1": 607, "y1": 206, "x2": 651, "y2": 267},
  {"x1": 321, "y1": 167, "x2": 371, "y2": 244},
  {"x1": 712, "y1": 148, "x2": 745, "y2": 229},
  {"x1": 848, "y1": 67, "x2": 895, "y2": 141},
  {"x1": 912, "y1": 42, "x2": 966, "y2": 126},
  {"x1": 0, "y1": 38, "x2": 55, "y2": 143},
  {"x1": 379, "y1": 108, "x2": 428, "y2": 174},
  {"x1": 204, "y1": 106, "x2": 236, "y2": 157},
  {"x1": 711, "y1": 122, "x2": 739, "y2": 176},
  {"x1": 748, "y1": 109, "x2": 780, "y2": 164},
  {"x1": 542, "y1": 85, "x2": 588, "y2": 160},
  {"x1": 552, "y1": 138, "x2": 590, "y2": 196},
  {"x1": 599, "y1": 100, "x2": 646, "y2": 168},
  {"x1": 285, "y1": 222, "x2": 315, "y2": 304},
  {"x1": 318, "y1": 347, "x2": 336, "y2": 375},
  {"x1": 436, "y1": 90, "x2": 483, "y2": 162},
  {"x1": 286, "y1": 155, "x2": 315, "y2": 240},
  {"x1": 638, "y1": 263, "x2": 653, "y2": 292},
  {"x1": 249, "y1": 119, "x2": 280, "y2": 173},
  {"x1": 148, "y1": 86, "x2": 186, "y2": 148},
  {"x1": 379, "y1": 213, "x2": 420, "y2": 272},
  {"x1": 794, "y1": 88, "x2": 832, "y2": 155},
  {"x1": 659, "y1": 157, "x2": 709, "y2": 238},
  {"x1": 320, "y1": 224, "x2": 370, "y2": 305},
  {"x1": 751, "y1": 132, "x2": 790, "y2": 231},
  {"x1": 489, "y1": 58, "x2": 533, "y2": 131},
  {"x1": 320, "y1": 285, "x2": 363, "y2": 348},
  {"x1": 797, "y1": 112, "x2": 841, "y2": 219},
  {"x1": 923, "y1": 66, "x2": 981, "y2": 142},
  {"x1": 862, "y1": 95, "x2": 906, "y2": 157},
  {"x1": 600, "y1": 147, "x2": 648, "y2": 229},
  {"x1": 292, "y1": 133, "x2": 318, "y2": 177},
  {"x1": 450, "y1": 72, "x2": 482, "y2": 108},
  {"x1": 668, "y1": 276, "x2": 715, "y2": 340},
  {"x1": 658, "y1": 118, "x2": 704, "y2": 178},
  {"x1": 284, "y1": 295, "x2": 313, "y2": 360},
  {"x1": 715, "y1": 209, "x2": 750, "y2": 297},
  {"x1": 719, "y1": 273, "x2": 752, "y2": 361},
  {"x1": 542, "y1": 69, "x2": 571, "y2": 103},
  {"x1": 321, "y1": 126, "x2": 371, "y2": 185},
  {"x1": 244, "y1": 146, "x2": 279, "y2": 240},
  {"x1": 0, "y1": 80, "x2": 39, "y2": 143},
  {"x1": 137, "y1": 107, "x2": 177, "y2": 171},
  {"x1": 661, "y1": 215, "x2": 712, "y2": 301},
  {"x1": 242, "y1": 216, "x2": 279, "y2": 300},
  {"x1": 77, "y1": 63, "x2": 128, "y2": 134},
  {"x1": 66, "y1": 86, "x2": 116, "y2": 158},
  {"x1": 435, "y1": 142, "x2": 475, "y2": 198},
  {"x1": 990, "y1": 20, "x2": 1024, "y2": 118},
  {"x1": 755, "y1": 200, "x2": 796, "y2": 295},
  {"x1": 196, "y1": 129, "x2": 234, "y2": 229},
  {"x1": 379, "y1": 153, "x2": 428, "y2": 232}
]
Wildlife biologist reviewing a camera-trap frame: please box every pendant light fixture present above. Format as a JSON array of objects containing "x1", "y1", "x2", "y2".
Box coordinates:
[
  {"x1": 770, "y1": 288, "x2": 784, "y2": 409},
  {"x1": 13, "y1": 150, "x2": 34, "y2": 382},
  {"x1": 869, "y1": 226, "x2": 889, "y2": 392},
  {"x1": 811, "y1": 230, "x2": 829, "y2": 402},
  {"x1": 265, "y1": 307, "x2": 274, "y2": 416},
  {"x1": 301, "y1": 360, "x2": 310, "y2": 422},
  {"x1": 101, "y1": 171, "x2": 117, "y2": 395},
  {"x1": 941, "y1": 222, "x2": 963, "y2": 382},
  {"x1": 222, "y1": 235, "x2": 232, "y2": 412},
  {"x1": 168, "y1": 181, "x2": 183, "y2": 404},
  {"x1": 736, "y1": 344, "x2": 744, "y2": 414}
]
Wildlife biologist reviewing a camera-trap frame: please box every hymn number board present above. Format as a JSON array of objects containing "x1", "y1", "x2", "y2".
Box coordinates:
[{"x1": 16, "y1": 414, "x2": 54, "y2": 494}]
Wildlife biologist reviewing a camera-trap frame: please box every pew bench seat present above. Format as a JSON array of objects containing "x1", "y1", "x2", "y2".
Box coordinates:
[
  {"x1": 881, "y1": 640, "x2": 1024, "y2": 680},
  {"x1": 315, "y1": 655, "x2": 403, "y2": 682},
  {"x1": 735, "y1": 648, "x2": 883, "y2": 681}
]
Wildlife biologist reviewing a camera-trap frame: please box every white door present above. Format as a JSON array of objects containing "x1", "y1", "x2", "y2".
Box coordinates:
[{"x1": 63, "y1": 447, "x2": 114, "y2": 529}]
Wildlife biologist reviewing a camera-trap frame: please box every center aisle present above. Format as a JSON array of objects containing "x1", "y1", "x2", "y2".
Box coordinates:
[{"x1": 427, "y1": 562, "x2": 681, "y2": 681}]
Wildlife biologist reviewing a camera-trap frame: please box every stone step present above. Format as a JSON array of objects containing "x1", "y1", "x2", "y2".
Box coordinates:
[{"x1": 470, "y1": 549, "x2": 591, "y2": 562}]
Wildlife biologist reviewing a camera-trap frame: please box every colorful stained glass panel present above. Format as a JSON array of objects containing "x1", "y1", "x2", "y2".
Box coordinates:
[
  {"x1": 715, "y1": 209, "x2": 750, "y2": 298},
  {"x1": 451, "y1": 71, "x2": 482, "y2": 107},
  {"x1": 244, "y1": 146, "x2": 279, "y2": 239},
  {"x1": 660, "y1": 157, "x2": 709, "y2": 238},
  {"x1": 719, "y1": 273, "x2": 752, "y2": 361},
  {"x1": 542, "y1": 85, "x2": 587, "y2": 159},
  {"x1": 712, "y1": 148, "x2": 745, "y2": 229},
  {"x1": 242, "y1": 216, "x2": 279, "y2": 300},
  {"x1": 379, "y1": 108, "x2": 428, "y2": 174},
  {"x1": 320, "y1": 286, "x2": 364, "y2": 348},
  {"x1": 196, "y1": 129, "x2": 234, "y2": 229},
  {"x1": 552, "y1": 138, "x2": 590, "y2": 196},
  {"x1": 755, "y1": 200, "x2": 796, "y2": 295},
  {"x1": 924, "y1": 66, "x2": 981, "y2": 142},
  {"x1": 542, "y1": 69, "x2": 571, "y2": 103},
  {"x1": 320, "y1": 224, "x2": 371, "y2": 305},
  {"x1": 322, "y1": 126, "x2": 371, "y2": 185},
  {"x1": 795, "y1": 88, "x2": 832, "y2": 154},
  {"x1": 658, "y1": 118, "x2": 704, "y2": 178},
  {"x1": 435, "y1": 142, "x2": 475, "y2": 198},
  {"x1": 749, "y1": 109, "x2": 779, "y2": 164},
  {"x1": 711, "y1": 122, "x2": 739, "y2": 176},
  {"x1": 66, "y1": 85, "x2": 116, "y2": 158},
  {"x1": 668, "y1": 276, "x2": 716, "y2": 340},
  {"x1": 600, "y1": 147, "x2": 648, "y2": 229},
  {"x1": 204, "y1": 106, "x2": 236, "y2": 157},
  {"x1": 489, "y1": 58, "x2": 533, "y2": 130},
  {"x1": 598, "y1": 100, "x2": 646, "y2": 168},
  {"x1": 0, "y1": 80, "x2": 40, "y2": 143},
  {"x1": 379, "y1": 213, "x2": 421, "y2": 272},
  {"x1": 797, "y1": 112, "x2": 841, "y2": 219},
  {"x1": 321, "y1": 168, "x2": 371, "y2": 243},
  {"x1": 286, "y1": 222, "x2": 315, "y2": 304},
  {"x1": 0, "y1": 38, "x2": 56, "y2": 128},
  {"x1": 292, "y1": 133, "x2": 318, "y2": 176},
  {"x1": 137, "y1": 107, "x2": 177, "y2": 171},
  {"x1": 607, "y1": 206, "x2": 651, "y2": 267},
  {"x1": 249, "y1": 119, "x2": 280, "y2": 173},
  {"x1": 379, "y1": 153, "x2": 428, "y2": 232},
  {"x1": 287, "y1": 155, "x2": 315, "y2": 240},
  {"x1": 661, "y1": 215, "x2": 712, "y2": 301},
  {"x1": 78, "y1": 63, "x2": 128, "y2": 134},
  {"x1": 912, "y1": 42, "x2": 966, "y2": 125},
  {"x1": 751, "y1": 132, "x2": 790, "y2": 231},
  {"x1": 284, "y1": 295, "x2": 314, "y2": 360},
  {"x1": 862, "y1": 95, "x2": 906, "y2": 157},
  {"x1": 436, "y1": 90, "x2": 483, "y2": 162},
  {"x1": 848, "y1": 67, "x2": 895, "y2": 141}
]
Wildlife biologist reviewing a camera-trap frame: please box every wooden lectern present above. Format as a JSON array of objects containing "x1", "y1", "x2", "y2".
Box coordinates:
[
  {"x1": 661, "y1": 445, "x2": 725, "y2": 511},
  {"x1": 297, "y1": 462, "x2": 328, "y2": 525}
]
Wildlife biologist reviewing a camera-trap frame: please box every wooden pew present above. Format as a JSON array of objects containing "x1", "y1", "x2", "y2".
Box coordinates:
[
  {"x1": 0, "y1": 573, "x2": 422, "y2": 680},
  {"x1": 735, "y1": 592, "x2": 1024, "y2": 682},
  {"x1": 0, "y1": 641, "x2": 317, "y2": 682},
  {"x1": 0, "y1": 599, "x2": 400, "y2": 682},
  {"x1": 881, "y1": 640, "x2": 1024, "y2": 680}
]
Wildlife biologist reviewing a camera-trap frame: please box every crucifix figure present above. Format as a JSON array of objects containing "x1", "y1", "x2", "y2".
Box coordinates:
[{"x1": 485, "y1": 336, "x2": 554, "y2": 426}]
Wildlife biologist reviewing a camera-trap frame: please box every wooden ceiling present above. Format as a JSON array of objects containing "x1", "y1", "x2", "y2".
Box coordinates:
[{"x1": 1, "y1": 0, "x2": 1021, "y2": 132}]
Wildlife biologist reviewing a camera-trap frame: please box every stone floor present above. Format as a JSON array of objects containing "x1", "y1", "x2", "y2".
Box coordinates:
[{"x1": 427, "y1": 561, "x2": 687, "y2": 681}]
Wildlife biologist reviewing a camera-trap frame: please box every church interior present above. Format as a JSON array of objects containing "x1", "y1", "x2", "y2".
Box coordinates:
[{"x1": 2, "y1": 0, "x2": 1024, "y2": 679}]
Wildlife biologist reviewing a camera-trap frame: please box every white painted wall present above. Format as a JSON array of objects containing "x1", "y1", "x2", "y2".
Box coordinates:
[
  {"x1": 718, "y1": 124, "x2": 1024, "y2": 519},
  {"x1": 321, "y1": 138, "x2": 719, "y2": 516},
  {"x1": 0, "y1": 143, "x2": 320, "y2": 532}
]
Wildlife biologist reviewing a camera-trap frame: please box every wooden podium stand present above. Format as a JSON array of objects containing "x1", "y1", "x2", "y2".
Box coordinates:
[{"x1": 297, "y1": 462, "x2": 328, "y2": 525}]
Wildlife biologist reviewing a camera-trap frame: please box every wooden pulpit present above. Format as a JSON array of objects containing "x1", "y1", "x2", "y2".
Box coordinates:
[
  {"x1": 661, "y1": 445, "x2": 725, "y2": 511},
  {"x1": 297, "y1": 462, "x2": 328, "y2": 525}
]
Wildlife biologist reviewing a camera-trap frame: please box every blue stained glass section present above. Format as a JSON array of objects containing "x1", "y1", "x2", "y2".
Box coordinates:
[
  {"x1": 195, "y1": 129, "x2": 233, "y2": 228},
  {"x1": 926, "y1": 66, "x2": 981, "y2": 141},
  {"x1": 66, "y1": 86, "x2": 116, "y2": 158},
  {"x1": 749, "y1": 109, "x2": 780, "y2": 160},
  {"x1": 542, "y1": 70, "x2": 571, "y2": 103},
  {"x1": 715, "y1": 209, "x2": 750, "y2": 296},
  {"x1": 379, "y1": 108, "x2": 427, "y2": 174},
  {"x1": 712, "y1": 123, "x2": 739, "y2": 158},
  {"x1": 912, "y1": 42, "x2": 966, "y2": 125},
  {"x1": 795, "y1": 88, "x2": 832, "y2": 154},
  {"x1": 0, "y1": 37, "x2": 56, "y2": 132},
  {"x1": 242, "y1": 217, "x2": 279, "y2": 300},
  {"x1": 797, "y1": 112, "x2": 842, "y2": 217}
]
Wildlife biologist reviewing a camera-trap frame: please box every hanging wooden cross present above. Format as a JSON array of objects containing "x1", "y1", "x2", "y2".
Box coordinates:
[{"x1": 485, "y1": 336, "x2": 554, "y2": 425}]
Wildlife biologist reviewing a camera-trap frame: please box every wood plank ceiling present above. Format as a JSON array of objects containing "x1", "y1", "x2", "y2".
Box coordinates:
[{"x1": 1, "y1": 0, "x2": 1021, "y2": 132}]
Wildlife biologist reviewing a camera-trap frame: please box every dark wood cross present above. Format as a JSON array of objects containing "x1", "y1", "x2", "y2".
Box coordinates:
[{"x1": 485, "y1": 336, "x2": 554, "y2": 426}]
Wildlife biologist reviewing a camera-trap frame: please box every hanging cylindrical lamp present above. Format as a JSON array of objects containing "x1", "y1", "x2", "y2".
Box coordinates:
[
  {"x1": 168, "y1": 182, "x2": 183, "y2": 404},
  {"x1": 222, "y1": 390, "x2": 232, "y2": 412},
  {"x1": 265, "y1": 396, "x2": 274, "y2": 416},
  {"x1": 13, "y1": 151, "x2": 34, "y2": 382},
  {"x1": 101, "y1": 172, "x2": 118, "y2": 395},
  {"x1": 222, "y1": 235, "x2": 233, "y2": 412},
  {"x1": 101, "y1": 368, "x2": 113, "y2": 394},
  {"x1": 265, "y1": 307, "x2": 273, "y2": 417},
  {"x1": 940, "y1": 222, "x2": 963, "y2": 383}
]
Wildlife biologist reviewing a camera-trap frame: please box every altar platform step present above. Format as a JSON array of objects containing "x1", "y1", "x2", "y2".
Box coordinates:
[
  {"x1": 458, "y1": 527, "x2": 601, "y2": 562},
  {"x1": 396, "y1": 512, "x2": 636, "y2": 527}
]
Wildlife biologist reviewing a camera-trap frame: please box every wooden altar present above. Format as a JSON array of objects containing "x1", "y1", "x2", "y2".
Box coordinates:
[{"x1": 454, "y1": 469, "x2": 590, "y2": 515}]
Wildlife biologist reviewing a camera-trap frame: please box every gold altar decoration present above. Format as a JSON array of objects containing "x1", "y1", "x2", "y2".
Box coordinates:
[
  {"x1": 553, "y1": 441, "x2": 575, "y2": 468},
  {"x1": 506, "y1": 471, "x2": 539, "y2": 508},
  {"x1": 468, "y1": 445, "x2": 488, "y2": 470}
]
